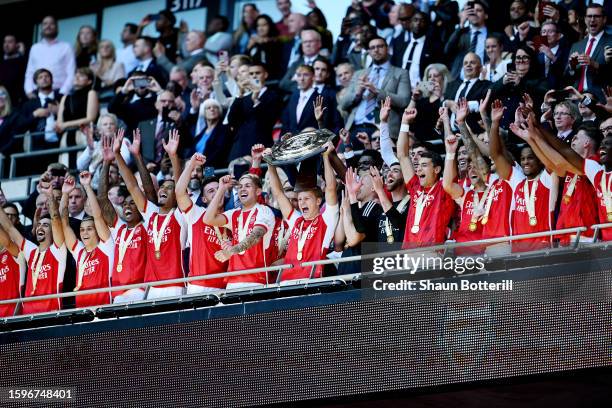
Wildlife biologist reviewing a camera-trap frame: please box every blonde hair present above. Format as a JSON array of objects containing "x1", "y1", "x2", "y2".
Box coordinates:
[
  {"x1": 96, "y1": 40, "x2": 117, "y2": 77},
  {"x1": 423, "y1": 63, "x2": 452, "y2": 94},
  {"x1": 0, "y1": 86, "x2": 12, "y2": 117}
]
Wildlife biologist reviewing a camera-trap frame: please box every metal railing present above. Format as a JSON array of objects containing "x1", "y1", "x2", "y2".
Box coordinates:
[
  {"x1": 1, "y1": 225, "x2": 606, "y2": 310},
  {"x1": 9, "y1": 145, "x2": 86, "y2": 178}
]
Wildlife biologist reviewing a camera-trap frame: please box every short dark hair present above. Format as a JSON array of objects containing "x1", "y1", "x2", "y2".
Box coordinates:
[
  {"x1": 213, "y1": 15, "x2": 230, "y2": 32},
  {"x1": 296, "y1": 64, "x2": 314, "y2": 74},
  {"x1": 577, "y1": 123, "x2": 602, "y2": 149},
  {"x1": 137, "y1": 36, "x2": 155, "y2": 49},
  {"x1": 33, "y1": 68, "x2": 52, "y2": 83},
  {"x1": 201, "y1": 176, "x2": 219, "y2": 190},
  {"x1": 2, "y1": 202, "x2": 19, "y2": 214},
  {"x1": 124, "y1": 23, "x2": 138, "y2": 34},
  {"x1": 413, "y1": 10, "x2": 430, "y2": 25},
  {"x1": 360, "y1": 149, "x2": 383, "y2": 169},
  {"x1": 421, "y1": 151, "x2": 444, "y2": 171},
  {"x1": 367, "y1": 35, "x2": 387, "y2": 48},
  {"x1": 472, "y1": 0, "x2": 490, "y2": 13},
  {"x1": 159, "y1": 9, "x2": 177, "y2": 26}
]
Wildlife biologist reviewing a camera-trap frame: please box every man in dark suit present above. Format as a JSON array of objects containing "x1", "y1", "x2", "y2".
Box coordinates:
[
  {"x1": 282, "y1": 65, "x2": 330, "y2": 135},
  {"x1": 227, "y1": 63, "x2": 282, "y2": 161},
  {"x1": 17, "y1": 68, "x2": 62, "y2": 153},
  {"x1": 128, "y1": 36, "x2": 168, "y2": 88},
  {"x1": 390, "y1": 3, "x2": 415, "y2": 67},
  {"x1": 107, "y1": 71, "x2": 157, "y2": 136},
  {"x1": 444, "y1": 0, "x2": 491, "y2": 78},
  {"x1": 444, "y1": 52, "x2": 491, "y2": 130},
  {"x1": 390, "y1": 11, "x2": 442, "y2": 89},
  {"x1": 281, "y1": 13, "x2": 307, "y2": 71},
  {"x1": 280, "y1": 28, "x2": 324, "y2": 94},
  {"x1": 155, "y1": 30, "x2": 208, "y2": 76},
  {"x1": 565, "y1": 4, "x2": 612, "y2": 102},
  {"x1": 312, "y1": 58, "x2": 342, "y2": 133},
  {"x1": 536, "y1": 21, "x2": 570, "y2": 90}
]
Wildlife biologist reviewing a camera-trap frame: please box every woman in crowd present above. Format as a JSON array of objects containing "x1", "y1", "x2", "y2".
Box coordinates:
[
  {"x1": 190, "y1": 98, "x2": 230, "y2": 169},
  {"x1": 232, "y1": 3, "x2": 258, "y2": 54},
  {"x1": 76, "y1": 113, "x2": 130, "y2": 189},
  {"x1": 75, "y1": 25, "x2": 98, "y2": 68},
  {"x1": 56, "y1": 67, "x2": 99, "y2": 168},
  {"x1": 0, "y1": 86, "x2": 21, "y2": 164},
  {"x1": 481, "y1": 35, "x2": 510, "y2": 83},
  {"x1": 307, "y1": 5, "x2": 334, "y2": 55},
  {"x1": 247, "y1": 14, "x2": 282, "y2": 80},
  {"x1": 408, "y1": 63, "x2": 452, "y2": 142},
  {"x1": 90, "y1": 40, "x2": 125, "y2": 90}
]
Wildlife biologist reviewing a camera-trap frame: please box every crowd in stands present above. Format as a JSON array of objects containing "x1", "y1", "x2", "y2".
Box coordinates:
[{"x1": 0, "y1": 0, "x2": 611, "y2": 317}]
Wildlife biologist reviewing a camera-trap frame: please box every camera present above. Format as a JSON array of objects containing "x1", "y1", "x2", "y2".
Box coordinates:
[{"x1": 133, "y1": 77, "x2": 151, "y2": 89}]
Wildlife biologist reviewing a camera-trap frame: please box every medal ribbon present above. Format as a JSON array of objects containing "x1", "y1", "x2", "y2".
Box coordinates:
[
  {"x1": 152, "y1": 210, "x2": 174, "y2": 255},
  {"x1": 31, "y1": 248, "x2": 47, "y2": 293},
  {"x1": 564, "y1": 174, "x2": 579, "y2": 201},
  {"x1": 237, "y1": 207, "x2": 257, "y2": 255},
  {"x1": 75, "y1": 249, "x2": 95, "y2": 290},
  {"x1": 601, "y1": 171, "x2": 612, "y2": 217},
  {"x1": 297, "y1": 217, "x2": 317, "y2": 258},
  {"x1": 117, "y1": 223, "x2": 140, "y2": 270},
  {"x1": 523, "y1": 175, "x2": 540, "y2": 224},
  {"x1": 412, "y1": 183, "x2": 436, "y2": 232}
]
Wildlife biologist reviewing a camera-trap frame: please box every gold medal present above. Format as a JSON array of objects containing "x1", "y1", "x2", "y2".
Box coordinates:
[
  {"x1": 529, "y1": 216, "x2": 537, "y2": 226},
  {"x1": 386, "y1": 235, "x2": 394, "y2": 243},
  {"x1": 607, "y1": 212, "x2": 612, "y2": 222},
  {"x1": 563, "y1": 195, "x2": 570, "y2": 204},
  {"x1": 155, "y1": 250, "x2": 161, "y2": 260},
  {"x1": 481, "y1": 216, "x2": 488, "y2": 225},
  {"x1": 411, "y1": 225, "x2": 420, "y2": 234},
  {"x1": 116, "y1": 263, "x2": 123, "y2": 273},
  {"x1": 468, "y1": 222, "x2": 477, "y2": 232},
  {"x1": 296, "y1": 252, "x2": 303, "y2": 261}
]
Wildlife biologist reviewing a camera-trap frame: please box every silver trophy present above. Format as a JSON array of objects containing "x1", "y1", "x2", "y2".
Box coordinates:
[{"x1": 263, "y1": 128, "x2": 336, "y2": 166}]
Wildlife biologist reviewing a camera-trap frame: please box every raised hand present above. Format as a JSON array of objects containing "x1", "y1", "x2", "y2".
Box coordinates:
[
  {"x1": 113, "y1": 128, "x2": 125, "y2": 154},
  {"x1": 191, "y1": 152, "x2": 206, "y2": 167},
  {"x1": 39, "y1": 173, "x2": 54, "y2": 197},
  {"x1": 479, "y1": 89, "x2": 492, "y2": 117},
  {"x1": 490, "y1": 99, "x2": 505, "y2": 123},
  {"x1": 323, "y1": 141, "x2": 335, "y2": 156},
  {"x1": 162, "y1": 129, "x2": 180, "y2": 156},
  {"x1": 101, "y1": 134, "x2": 114, "y2": 162},
  {"x1": 219, "y1": 175, "x2": 234, "y2": 191},
  {"x1": 596, "y1": 85, "x2": 612, "y2": 114},
  {"x1": 444, "y1": 132, "x2": 459, "y2": 153},
  {"x1": 369, "y1": 166, "x2": 385, "y2": 194},
  {"x1": 455, "y1": 98, "x2": 469, "y2": 124},
  {"x1": 509, "y1": 121, "x2": 530, "y2": 142},
  {"x1": 82, "y1": 123, "x2": 95, "y2": 149},
  {"x1": 522, "y1": 93, "x2": 535, "y2": 110},
  {"x1": 251, "y1": 143, "x2": 265, "y2": 163},
  {"x1": 438, "y1": 106, "x2": 450, "y2": 124},
  {"x1": 379, "y1": 96, "x2": 391, "y2": 123},
  {"x1": 401, "y1": 107, "x2": 417, "y2": 124},
  {"x1": 356, "y1": 132, "x2": 371, "y2": 149},
  {"x1": 79, "y1": 171, "x2": 93, "y2": 187},
  {"x1": 345, "y1": 167, "x2": 362, "y2": 199},
  {"x1": 61, "y1": 175, "x2": 75, "y2": 195},
  {"x1": 313, "y1": 95, "x2": 327, "y2": 123},
  {"x1": 339, "y1": 128, "x2": 351, "y2": 145}
]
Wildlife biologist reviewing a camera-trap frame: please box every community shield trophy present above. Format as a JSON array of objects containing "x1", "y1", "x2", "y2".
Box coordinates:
[{"x1": 262, "y1": 128, "x2": 336, "y2": 166}]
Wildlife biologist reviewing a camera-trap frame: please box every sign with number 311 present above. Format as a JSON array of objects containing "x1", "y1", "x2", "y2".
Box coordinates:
[{"x1": 167, "y1": 0, "x2": 204, "y2": 13}]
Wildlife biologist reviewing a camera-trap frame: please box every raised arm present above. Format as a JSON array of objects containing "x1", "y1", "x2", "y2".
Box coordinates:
[
  {"x1": 397, "y1": 107, "x2": 418, "y2": 183},
  {"x1": 126, "y1": 128, "x2": 158, "y2": 204},
  {"x1": 98, "y1": 134, "x2": 118, "y2": 226},
  {"x1": 370, "y1": 166, "x2": 394, "y2": 212},
  {"x1": 0, "y1": 225, "x2": 19, "y2": 257},
  {"x1": 322, "y1": 142, "x2": 338, "y2": 206},
  {"x1": 379, "y1": 97, "x2": 399, "y2": 166},
  {"x1": 114, "y1": 128, "x2": 147, "y2": 212},
  {"x1": 0, "y1": 206, "x2": 24, "y2": 249},
  {"x1": 45, "y1": 185, "x2": 64, "y2": 248},
  {"x1": 489, "y1": 100, "x2": 513, "y2": 180},
  {"x1": 80, "y1": 171, "x2": 110, "y2": 242},
  {"x1": 265, "y1": 162, "x2": 294, "y2": 220},
  {"x1": 59, "y1": 176, "x2": 78, "y2": 251},
  {"x1": 442, "y1": 133, "x2": 464, "y2": 200},
  {"x1": 202, "y1": 175, "x2": 233, "y2": 226},
  {"x1": 533, "y1": 118, "x2": 584, "y2": 175},
  {"x1": 162, "y1": 128, "x2": 182, "y2": 183},
  {"x1": 313, "y1": 95, "x2": 327, "y2": 130},
  {"x1": 455, "y1": 99, "x2": 489, "y2": 183},
  {"x1": 176, "y1": 153, "x2": 203, "y2": 212}
]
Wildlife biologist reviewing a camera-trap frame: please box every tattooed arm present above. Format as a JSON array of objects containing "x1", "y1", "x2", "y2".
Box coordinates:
[{"x1": 214, "y1": 226, "x2": 266, "y2": 262}]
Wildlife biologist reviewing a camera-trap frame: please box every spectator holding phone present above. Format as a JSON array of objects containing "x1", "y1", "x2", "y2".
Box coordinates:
[
  {"x1": 204, "y1": 15, "x2": 232, "y2": 65},
  {"x1": 128, "y1": 36, "x2": 168, "y2": 88},
  {"x1": 536, "y1": 21, "x2": 570, "y2": 90},
  {"x1": 137, "y1": 10, "x2": 180, "y2": 64},
  {"x1": 107, "y1": 71, "x2": 158, "y2": 135}
]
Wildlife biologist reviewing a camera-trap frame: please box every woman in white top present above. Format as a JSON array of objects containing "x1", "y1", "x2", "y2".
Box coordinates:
[
  {"x1": 77, "y1": 113, "x2": 130, "y2": 189},
  {"x1": 481, "y1": 35, "x2": 511, "y2": 83},
  {"x1": 91, "y1": 40, "x2": 126, "y2": 89}
]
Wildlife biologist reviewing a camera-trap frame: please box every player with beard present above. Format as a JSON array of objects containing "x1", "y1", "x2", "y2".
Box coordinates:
[
  {"x1": 96, "y1": 134, "x2": 147, "y2": 302},
  {"x1": 533, "y1": 122, "x2": 612, "y2": 242},
  {"x1": 186, "y1": 158, "x2": 203, "y2": 201},
  {"x1": 522, "y1": 120, "x2": 600, "y2": 245},
  {"x1": 203, "y1": 171, "x2": 276, "y2": 289},
  {"x1": 507, "y1": 109, "x2": 559, "y2": 252},
  {"x1": 176, "y1": 153, "x2": 230, "y2": 293},
  {"x1": 264, "y1": 143, "x2": 339, "y2": 282},
  {"x1": 397, "y1": 107, "x2": 456, "y2": 249},
  {"x1": 0, "y1": 225, "x2": 26, "y2": 317},
  {"x1": 114, "y1": 128, "x2": 187, "y2": 299},
  {"x1": 60, "y1": 173, "x2": 113, "y2": 307},
  {"x1": 0, "y1": 176, "x2": 66, "y2": 314}
]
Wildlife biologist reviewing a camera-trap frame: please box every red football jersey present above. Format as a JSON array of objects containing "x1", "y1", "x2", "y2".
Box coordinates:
[
  {"x1": 453, "y1": 188, "x2": 486, "y2": 255},
  {"x1": 69, "y1": 239, "x2": 113, "y2": 308},
  {"x1": 282, "y1": 203, "x2": 339, "y2": 281},
  {"x1": 0, "y1": 249, "x2": 25, "y2": 317},
  {"x1": 403, "y1": 175, "x2": 456, "y2": 248},
  {"x1": 183, "y1": 204, "x2": 229, "y2": 289},
  {"x1": 555, "y1": 172, "x2": 598, "y2": 244},
  {"x1": 110, "y1": 219, "x2": 147, "y2": 297},
  {"x1": 143, "y1": 201, "x2": 187, "y2": 287},
  {"x1": 221, "y1": 204, "x2": 276, "y2": 285},
  {"x1": 584, "y1": 159, "x2": 612, "y2": 242},
  {"x1": 481, "y1": 168, "x2": 524, "y2": 240},
  {"x1": 511, "y1": 170, "x2": 557, "y2": 252},
  {"x1": 20, "y1": 240, "x2": 66, "y2": 315}
]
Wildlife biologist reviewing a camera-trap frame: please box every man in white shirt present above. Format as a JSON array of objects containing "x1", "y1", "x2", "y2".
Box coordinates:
[
  {"x1": 24, "y1": 16, "x2": 75, "y2": 98},
  {"x1": 116, "y1": 23, "x2": 139, "y2": 74},
  {"x1": 281, "y1": 65, "x2": 318, "y2": 134}
]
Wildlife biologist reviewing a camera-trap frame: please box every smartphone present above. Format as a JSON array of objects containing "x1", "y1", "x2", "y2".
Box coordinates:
[
  {"x1": 551, "y1": 89, "x2": 571, "y2": 100},
  {"x1": 204, "y1": 167, "x2": 215, "y2": 178},
  {"x1": 507, "y1": 62, "x2": 516, "y2": 72},
  {"x1": 466, "y1": 1, "x2": 475, "y2": 8},
  {"x1": 218, "y1": 50, "x2": 229, "y2": 63},
  {"x1": 533, "y1": 35, "x2": 548, "y2": 49},
  {"x1": 133, "y1": 77, "x2": 150, "y2": 88},
  {"x1": 538, "y1": 1, "x2": 552, "y2": 23}
]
